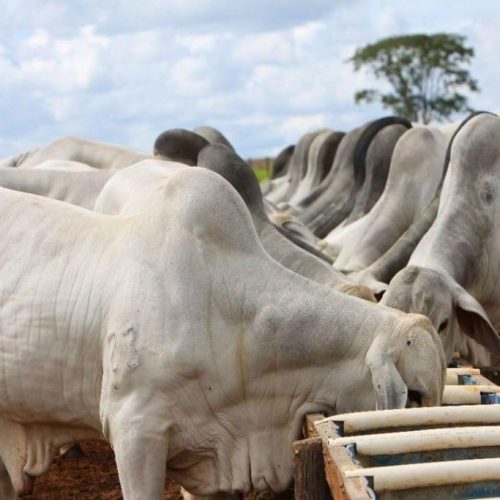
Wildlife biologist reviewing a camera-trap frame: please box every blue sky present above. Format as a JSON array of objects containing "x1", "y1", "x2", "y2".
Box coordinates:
[{"x1": 0, "y1": 0, "x2": 499, "y2": 158}]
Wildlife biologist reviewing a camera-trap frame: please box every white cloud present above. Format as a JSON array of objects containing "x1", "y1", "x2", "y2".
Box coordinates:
[
  {"x1": 233, "y1": 32, "x2": 294, "y2": 66},
  {"x1": 278, "y1": 114, "x2": 330, "y2": 141},
  {"x1": 0, "y1": 0, "x2": 498, "y2": 158},
  {"x1": 0, "y1": 0, "x2": 343, "y2": 37},
  {"x1": 16, "y1": 26, "x2": 107, "y2": 92}
]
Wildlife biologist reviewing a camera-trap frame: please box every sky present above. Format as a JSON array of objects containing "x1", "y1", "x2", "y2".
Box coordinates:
[{"x1": 0, "y1": 0, "x2": 499, "y2": 158}]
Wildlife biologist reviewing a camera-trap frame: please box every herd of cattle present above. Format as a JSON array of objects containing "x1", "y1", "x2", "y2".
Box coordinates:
[{"x1": 0, "y1": 111, "x2": 498, "y2": 499}]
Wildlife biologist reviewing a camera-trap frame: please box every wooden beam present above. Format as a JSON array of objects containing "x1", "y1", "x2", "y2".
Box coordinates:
[
  {"x1": 322, "y1": 444, "x2": 372, "y2": 500},
  {"x1": 304, "y1": 413, "x2": 325, "y2": 438},
  {"x1": 313, "y1": 419, "x2": 372, "y2": 499},
  {"x1": 293, "y1": 438, "x2": 332, "y2": 500}
]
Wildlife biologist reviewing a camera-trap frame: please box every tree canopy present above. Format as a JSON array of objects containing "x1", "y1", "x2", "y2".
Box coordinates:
[{"x1": 350, "y1": 33, "x2": 479, "y2": 124}]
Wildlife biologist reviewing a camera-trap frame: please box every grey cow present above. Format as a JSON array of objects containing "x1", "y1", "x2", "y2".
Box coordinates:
[
  {"x1": 320, "y1": 126, "x2": 447, "y2": 269},
  {"x1": 380, "y1": 113, "x2": 500, "y2": 364}
]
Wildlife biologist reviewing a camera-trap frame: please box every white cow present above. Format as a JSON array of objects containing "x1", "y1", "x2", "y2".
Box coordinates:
[
  {"x1": 1, "y1": 136, "x2": 148, "y2": 169},
  {"x1": 266, "y1": 130, "x2": 324, "y2": 204},
  {"x1": 319, "y1": 126, "x2": 447, "y2": 269},
  {"x1": 32, "y1": 160, "x2": 97, "y2": 171},
  {"x1": 95, "y1": 144, "x2": 375, "y2": 301},
  {"x1": 347, "y1": 121, "x2": 462, "y2": 292},
  {"x1": 0, "y1": 167, "x2": 117, "y2": 209},
  {"x1": 0, "y1": 167, "x2": 444, "y2": 499},
  {"x1": 94, "y1": 160, "x2": 185, "y2": 214},
  {"x1": 0, "y1": 133, "x2": 203, "y2": 208},
  {"x1": 307, "y1": 118, "x2": 410, "y2": 238},
  {"x1": 260, "y1": 145, "x2": 294, "y2": 197},
  {"x1": 380, "y1": 113, "x2": 500, "y2": 365},
  {"x1": 287, "y1": 129, "x2": 337, "y2": 205},
  {"x1": 193, "y1": 125, "x2": 235, "y2": 151}
]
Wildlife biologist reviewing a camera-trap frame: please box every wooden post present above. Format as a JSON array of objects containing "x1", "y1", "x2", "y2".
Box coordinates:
[
  {"x1": 293, "y1": 438, "x2": 332, "y2": 500},
  {"x1": 322, "y1": 445, "x2": 372, "y2": 500}
]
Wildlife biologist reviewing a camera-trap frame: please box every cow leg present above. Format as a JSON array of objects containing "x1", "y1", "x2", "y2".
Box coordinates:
[
  {"x1": 108, "y1": 400, "x2": 170, "y2": 500},
  {"x1": 0, "y1": 459, "x2": 16, "y2": 500}
]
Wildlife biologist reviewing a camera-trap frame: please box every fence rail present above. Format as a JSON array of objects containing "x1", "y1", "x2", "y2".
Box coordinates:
[{"x1": 294, "y1": 362, "x2": 500, "y2": 499}]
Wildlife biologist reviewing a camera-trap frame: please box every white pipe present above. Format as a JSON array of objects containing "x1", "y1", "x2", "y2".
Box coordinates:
[
  {"x1": 445, "y1": 367, "x2": 480, "y2": 385},
  {"x1": 344, "y1": 458, "x2": 500, "y2": 492},
  {"x1": 329, "y1": 426, "x2": 500, "y2": 456},
  {"x1": 443, "y1": 385, "x2": 500, "y2": 405},
  {"x1": 446, "y1": 367, "x2": 481, "y2": 375},
  {"x1": 327, "y1": 405, "x2": 500, "y2": 434}
]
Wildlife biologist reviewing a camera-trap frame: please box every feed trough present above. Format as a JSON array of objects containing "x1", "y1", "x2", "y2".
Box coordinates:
[{"x1": 294, "y1": 365, "x2": 500, "y2": 499}]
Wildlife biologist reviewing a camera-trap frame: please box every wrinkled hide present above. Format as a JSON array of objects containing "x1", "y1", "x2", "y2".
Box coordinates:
[
  {"x1": 341, "y1": 122, "x2": 409, "y2": 226},
  {"x1": 0, "y1": 168, "x2": 445, "y2": 498},
  {"x1": 380, "y1": 113, "x2": 500, "y2": 365},
  {"x1": 97, "y1": 136, "x2": 374, "y2": 300},
  {"x1": 197, "y1": 144, "x2": 362, "y2": 278},
  {"x1": 321, "y1": 127, "x2": 446, "y2": 269},
  {"x1": 349, "y1": 196, "x2": 440, "y2": 295},
  {"x1": 350, "y1": 112, "x2": 489, "y2": 292},
  {"x1": 308, "y1": 117, "x2": 411, "y2": 237},
  {"x1": 297, "y1": 125, "x2": 365, "y2": 225}
]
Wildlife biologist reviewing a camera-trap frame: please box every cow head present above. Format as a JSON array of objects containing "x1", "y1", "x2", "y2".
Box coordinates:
[
  {"x1": 381, "y1": 265, "x2": 500, "y2": 363},
  {"x1": 365, "y1": 313, "x2": 445, "y2": 409}
]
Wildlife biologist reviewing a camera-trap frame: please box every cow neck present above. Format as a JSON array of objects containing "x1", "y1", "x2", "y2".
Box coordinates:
[
  {"x1": 298, "y1": 127, "x2": 362, "y2": 222},
  {"x1": 343, "y1": 124, "x2": 407, "y2": 226},
  {"x1": 410, "y1": 113, "x2": 500, "y2": 292},
  {"x1": 289, "y1": 130, "x2": 335, "y2": 204},
  {"x1": 271, "y1": 144, "x2": 294, "y2": 179},
  {"x1": 357, "y1": 113, "x2": 493, "y2": 286},
  {"x1": 361, "y1": 196, "x2": 440, "y2": 285},
  {"x1": 310, "y1": 118, "x2": 411, "y2": 236},
  {"x1": 283, "y1": 131, "x2": 321, "y2": 200}
]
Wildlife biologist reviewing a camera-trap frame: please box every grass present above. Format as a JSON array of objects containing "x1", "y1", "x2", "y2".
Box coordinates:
[
  {"x1": 253, "y1": 166, "x2": 272, "y2": 183},
  {"x1": 248, "y1": 157, "x2": 273, "y2": 183}
]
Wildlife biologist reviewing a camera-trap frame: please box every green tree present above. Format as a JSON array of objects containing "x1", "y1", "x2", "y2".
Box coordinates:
[{"x1": 350, "y1": 33, "x2": 479, "y2": 123}]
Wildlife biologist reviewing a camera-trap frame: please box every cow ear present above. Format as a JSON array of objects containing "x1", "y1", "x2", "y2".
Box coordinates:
[
  {"x1": 454, "y1": 287, "x2": 500, "y2": 355},
  {"x1": 368, "y1": 360, "x2": 408, "y2": 410}
]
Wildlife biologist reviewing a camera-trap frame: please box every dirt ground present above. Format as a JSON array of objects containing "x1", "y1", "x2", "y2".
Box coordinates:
[{"x1": 24, "y1": 441, "x2": 291, "y2": 499}]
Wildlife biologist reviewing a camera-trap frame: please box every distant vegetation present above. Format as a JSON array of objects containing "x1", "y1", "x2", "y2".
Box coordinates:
[
  {"x1": 248, "y1": 157, "x2": 273, "y2": 182},
  {"x1": 350, "y1": 33, "x2": 479, "y2": 123}
]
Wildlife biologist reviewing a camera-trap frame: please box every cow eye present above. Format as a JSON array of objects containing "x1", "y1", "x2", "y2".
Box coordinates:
[{"x1": 438, "y1": 320, "x2": 448, "y2": 332}]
